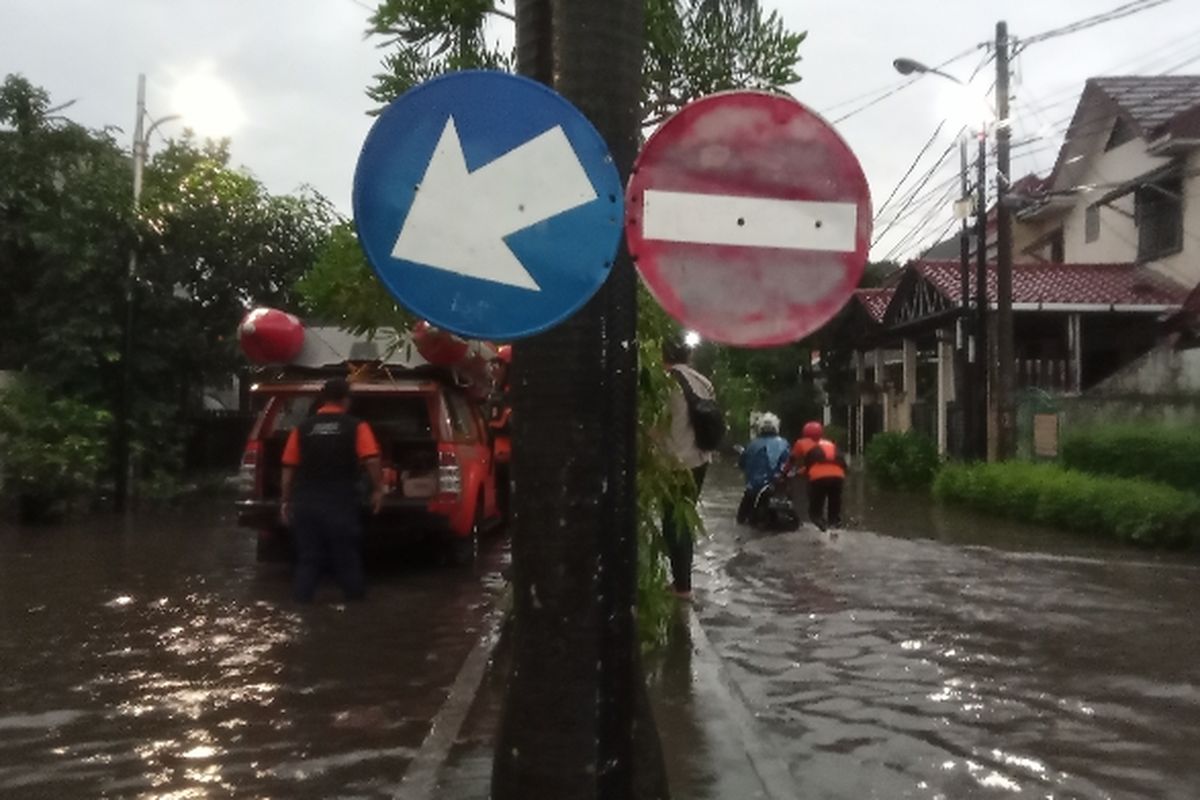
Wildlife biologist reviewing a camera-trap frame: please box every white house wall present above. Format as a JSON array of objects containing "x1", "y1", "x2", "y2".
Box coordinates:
[
  {"x1": 1060, "y1": 136, "x2": 1169, "y2": 265},
  {"x1": 1155, "y1": 148, "x2": 1200, "y2": 287},
  {"x1": 1090, "y1": 343, "x2": 1200, "y2": 395}
]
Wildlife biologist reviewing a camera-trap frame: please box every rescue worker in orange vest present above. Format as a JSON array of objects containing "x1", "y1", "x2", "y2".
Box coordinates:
[
  {"x1": 791, "y1": 421, "x2": 824, "y2": 472},
  {"x1": 803, "y1": 435, "x2": 848, "y2": 531},
  {"x1": 789, "y1": 421, "x2": 823, "y2": 506},
  {"x1": 280, "y1": 378, "x2": 384, "y2": 603}
]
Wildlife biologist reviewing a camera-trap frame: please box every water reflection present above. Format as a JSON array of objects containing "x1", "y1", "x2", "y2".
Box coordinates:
[
  {"x1": 0, "y1": 506, "x2": 507, "y2": 798},
  {"x1": 690, "y1": 466, "x2": 1200, "y2": 800}
]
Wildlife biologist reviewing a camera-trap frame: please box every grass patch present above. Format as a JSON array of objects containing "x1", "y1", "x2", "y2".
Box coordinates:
[
  {"x1": 865, "y1": 431, "x2": 940, "y2": 490},
  {"x1": 933, "y1": 462, "x2": 1200, "y2": 548},
  {"x1": 1061, "y1": 425, "x2": 1200, "y2": 493}
]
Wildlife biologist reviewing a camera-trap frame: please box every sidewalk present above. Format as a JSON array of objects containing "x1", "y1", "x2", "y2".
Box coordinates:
[
  {"x1": 427, "y1": 479, "x2": 796, "y2": 799},
  {"x1": 427, "y1": 608, "x2": 790, "y2": 800}
]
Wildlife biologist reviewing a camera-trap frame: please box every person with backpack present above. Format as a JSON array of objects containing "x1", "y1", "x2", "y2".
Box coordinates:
[
  {"x1": 803, "y1": 435, "x2": 848, "y2": 531},
  {"x1": 280, "y1": 378, "x2": 385, "y2": 602},
  {"x1": 735, "y1": 413, "x2": 790, "y2": 525},
  {"x1": 790, "y1": 420, "x2": 824, "y2": 474},
  {"x1": 661, "y1": 333, "x2": 723, "y2": 599}
]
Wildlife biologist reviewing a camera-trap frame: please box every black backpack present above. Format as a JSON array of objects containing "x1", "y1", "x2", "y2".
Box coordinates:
[{"x1": 671, "y1": 368, "x2": 726, "y2": 452}]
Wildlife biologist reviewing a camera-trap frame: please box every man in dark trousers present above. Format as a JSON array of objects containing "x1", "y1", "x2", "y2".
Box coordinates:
[
  {"x1": 661, "y1": 334, "x2": 717, "y2": 599},
  {"x1": 280, "y1": 378, "x2": 384, "y2": 602},
  {"x1": 803, "y1": 436, "x2": 848, "y2": 531}
]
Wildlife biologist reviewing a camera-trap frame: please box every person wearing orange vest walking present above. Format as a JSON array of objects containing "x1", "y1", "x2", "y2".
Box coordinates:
[
  {"x1": 790, "y1": 421, "x2": 824, "y2": 476},
  {"x1": 803, "y1": 436, "x2": 848, "y2": 531},
  {"x1": 789, "y1": 420, "x2": 824, "y2": 507}
]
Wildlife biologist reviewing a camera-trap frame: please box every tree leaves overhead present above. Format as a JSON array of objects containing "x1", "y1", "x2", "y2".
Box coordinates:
[
  {"x1": 644, "y1": 0, "x2": 805, "y2": 125},
  {"x1": 363, "y1": 0, "x2": 805, "y2": 128},
  {"x1": 366, "y1": 0, "x2": 511, "y2": 108}
]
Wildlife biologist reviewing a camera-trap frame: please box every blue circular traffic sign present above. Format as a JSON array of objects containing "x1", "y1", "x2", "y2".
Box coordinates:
[{"x1": 353, "y1": 71, "x2": 624, "y2": 341}]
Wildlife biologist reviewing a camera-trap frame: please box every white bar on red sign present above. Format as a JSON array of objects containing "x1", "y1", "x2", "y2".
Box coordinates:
[{"x1": 641, "y1": 189, "x2": 857, "y2": 252}]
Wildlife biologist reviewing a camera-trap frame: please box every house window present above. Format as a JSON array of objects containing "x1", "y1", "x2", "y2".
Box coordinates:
[
  {"x1": 1085, "y1": 204, "x2": 1100, "y2": 244},
  {"x1": 1135, "y1": 176, "x2": 1183, "y2": 262},
  {"x1": 1105, "y1": 117, "x2": 1136, "y2": 151},
  {"x1": 1049, "y1": 228, "x2": 1065, "y2": 263}
]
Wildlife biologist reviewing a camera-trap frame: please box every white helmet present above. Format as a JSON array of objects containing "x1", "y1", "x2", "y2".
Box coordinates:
[{"x1": 757, "y1": 412, "x2": 780, "y2": 435}]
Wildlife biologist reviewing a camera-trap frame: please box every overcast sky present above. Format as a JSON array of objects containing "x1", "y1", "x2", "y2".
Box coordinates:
[{"x1": 3, "y1": 0, "x2": 1197, "y2": 262}]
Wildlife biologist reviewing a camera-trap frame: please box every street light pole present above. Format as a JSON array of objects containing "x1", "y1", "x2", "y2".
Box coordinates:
[
  {"x1": 994, "y1": 20, "x2": 1016, "y2": 460},
  {"x1": 975, "y1": 131, "x2": 990, "y2": 460},
  {"x1": 893, "y1": 56, "x2": 988, "y2": 460},
  {"x1": 115, "y1": 75, "x2": 179, "y2": 512},
  {"x1": 957, "y1": 137, "x2": 974, "y2": 459}
]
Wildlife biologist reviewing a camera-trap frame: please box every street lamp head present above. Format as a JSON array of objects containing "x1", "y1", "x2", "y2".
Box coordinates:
[{"x1": 893, "y1": 58, "x2": 930, "y2": 76}]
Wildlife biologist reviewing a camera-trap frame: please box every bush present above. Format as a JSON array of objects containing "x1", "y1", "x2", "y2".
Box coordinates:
[
  {"x1": 933, "y1": 462, "x2": 1200, "y2": 548},
  {"x1": 1061, "y1": 426, "x2": 1200, "y2": 493},
  {"x1": 823, "y1": 423, "x2": 848, "y2": 448},
  {"x1": 0, "y1": 381, "x2": 111, "y2": 521},
  {"x1": 864, "y1": 431, "x2": 940, "y2": 490}
]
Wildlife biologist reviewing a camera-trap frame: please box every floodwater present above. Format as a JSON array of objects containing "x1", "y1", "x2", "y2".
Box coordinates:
[
  {"x1": 2, "y1": 470, "x2": 1199, "y2": 799},
  {"x1": 681, "y1": 466, "x2": 1200, "y2": 799},
  {"x1": 0, "y1": 505, "x2": 507, "y2": 799}
]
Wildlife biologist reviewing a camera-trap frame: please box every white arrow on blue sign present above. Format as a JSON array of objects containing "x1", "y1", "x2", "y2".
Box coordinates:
[{"x1": 353, "y1": 71, "x2": 624, "y2": 341}]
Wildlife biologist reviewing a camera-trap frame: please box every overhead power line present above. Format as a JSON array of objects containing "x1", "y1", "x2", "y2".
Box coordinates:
[
  {"x1": 828, "y1": 46, "x2": 988, "y2": 125},
  {"x1": 873, "y1": 120, "x2": 948, "y2": 224},
  {"x1": 1017, "y1": 0, "x2": 1176, "y2": 50}
]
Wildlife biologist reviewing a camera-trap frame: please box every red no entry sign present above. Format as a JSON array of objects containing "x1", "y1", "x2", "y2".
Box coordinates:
[{"x1": 626, "y1": 91, "x2": 871, "y2": 347}]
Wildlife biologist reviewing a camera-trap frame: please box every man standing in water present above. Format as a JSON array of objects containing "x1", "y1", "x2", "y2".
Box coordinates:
[
  {"x1": 280, "y1": 378, "x2": 384, "y2": 602},
  {"x1": 661, "y1": 334, "x2": 718, "y2": 599}
]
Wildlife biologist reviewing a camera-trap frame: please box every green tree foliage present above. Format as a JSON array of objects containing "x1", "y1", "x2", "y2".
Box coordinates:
[
  {"x1": 865, "y1": 431, "x2": 940, "y2": 490},
  {"x1": 0, "y1": 379, "x2": 111, "y2": 521},
  {"x1": 364, "y1": 0, "x2": 805, "y2": 128},
  {"x1": 0, "y1": 75, "x2": 132, "y2": 398},
  {"x1": 137, "y1": 134, "x2": 335, "y2": 387},
  {"x1": 696, "y1": 340, "x2": 821, "y2": 442},
  {"x1": 0, "y1": 75, "x2": 334, "y2": 493},
  {"x1": 366, "y1": 0, "x2": 513, "y2": 108},
  {"x1": 296, "y1": 221, "x2": 414, "y2": 333},
  {"x1": 644, "y1": 0, "x2": 805, "y2": 124}
]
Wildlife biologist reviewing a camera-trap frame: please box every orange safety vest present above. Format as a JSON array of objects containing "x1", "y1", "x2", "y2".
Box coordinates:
[
  {"x1": 791, "y1": 436, "x2": 818, "y2": 475},
  {"x1": 805, "y1": 439, "x2": 846, "y2": 482}
]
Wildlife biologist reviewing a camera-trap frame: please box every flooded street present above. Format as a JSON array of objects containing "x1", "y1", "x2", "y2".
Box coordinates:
[
  {"x1": 683, "y1": 466, "x2": 1200, "y2": 799},
  {"x1": 0, "y1": 505, "x2": 507, "y2": 798},
  {"x1": 2, "y1": 470, "x2": 1199, "y2": 799}
]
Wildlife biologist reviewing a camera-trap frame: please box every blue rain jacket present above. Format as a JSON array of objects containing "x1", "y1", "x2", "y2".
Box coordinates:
[{"x1": 738, "y1": 435, "x2": 790, "y2": 491}]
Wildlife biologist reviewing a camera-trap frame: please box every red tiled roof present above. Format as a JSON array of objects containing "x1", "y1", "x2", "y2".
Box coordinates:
[
  {"x1": 1187, "y1": 282, "x2": 1200, "y2": 312},
  {"x1": 853, "y1": 288, "x2": 894, "y2": 323},
  {"x1": 912, "y1": 260, "x2": 1186, "y2": 308}
]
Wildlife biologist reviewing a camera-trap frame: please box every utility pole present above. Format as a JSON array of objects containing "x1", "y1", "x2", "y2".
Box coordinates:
[
  {"x1": 974, "y1": 131, "x2": 989, "y2": 460},
  {"x1": 114, "y1": 74, "x2": 148, "y2": 512},
  {"x1": 957, "y1": 137, "x2": 973, "y2": 459},
  {"x1": 994, "y1": 20, "x2": 1016, "y2": 460},
  {"x1": 496, "y1": 2, "x2": 651, "y2": 798}
]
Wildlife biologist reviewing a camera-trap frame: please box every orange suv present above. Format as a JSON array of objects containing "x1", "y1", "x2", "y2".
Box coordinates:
[{"x1": 236, "y1": 371, "x2": 504, "y2": 564}]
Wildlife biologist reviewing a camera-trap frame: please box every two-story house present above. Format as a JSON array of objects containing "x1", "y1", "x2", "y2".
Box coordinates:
[
  {"x1": 1016, "y1": 75, "x2": 1200, "y2": 285},
  {"x1": 828, "y1": 75, "x2": 1200, "y2": 459}
]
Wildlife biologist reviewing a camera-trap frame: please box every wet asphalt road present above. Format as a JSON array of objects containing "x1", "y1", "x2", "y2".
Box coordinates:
[
  {"x1": 0, "y1": 505, "x2": 507, "y2": 799},
  {"x1": 686, "y1": 468, "x2": 1200, "y2": 800},
  {"x1": 2, "y1": 471, "x2": 1200, "y2": 799}
]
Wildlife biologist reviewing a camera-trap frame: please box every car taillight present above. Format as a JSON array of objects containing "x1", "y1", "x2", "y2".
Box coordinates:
[
  {"x1": 238, "y1": 440, "x2": 261, "y2": 496},
  {"x1": 437, "y1": 449, "x2": 462, "y2": 501}
]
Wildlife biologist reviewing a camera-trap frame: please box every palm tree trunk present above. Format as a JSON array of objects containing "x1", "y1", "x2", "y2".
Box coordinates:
[{"x1": 492, "y1": 1, "x2": 659, "y2": 798}]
